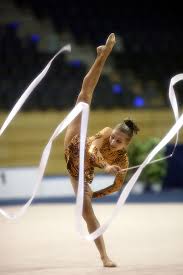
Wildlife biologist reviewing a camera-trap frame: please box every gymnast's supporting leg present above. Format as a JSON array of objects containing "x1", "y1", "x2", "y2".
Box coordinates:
[
  {"x1": 64, "y1": 33, "x2": 116, "y2": 148},
  {"x1": 70, "y1": 177, "x2": 116, "y2": 267}
]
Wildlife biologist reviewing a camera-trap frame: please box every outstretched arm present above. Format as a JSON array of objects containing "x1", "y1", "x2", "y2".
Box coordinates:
[
  {"x1": 89, "y1": 127, "x2": 122, "y2": 174},
  {"x1": 92, "y1": 154, "x2": 129, "y2": 199},
  {"x1": 92, "y1": 171, "x2": 127, "y2": 199},
  {"x1": 89, "y1": 127, "x2": 112, "y2": 169}
]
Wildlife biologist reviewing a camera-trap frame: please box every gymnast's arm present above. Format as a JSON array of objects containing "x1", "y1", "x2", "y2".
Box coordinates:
[
  {"x1": 88, "y1": 127, "x2": 112, "y2": 169},
  {"x1": 92, "y1": 155, "x2": 129, "y2": 199},
  {"x1": 89, "y1": 127, "x2": 121, "y2": 174}
]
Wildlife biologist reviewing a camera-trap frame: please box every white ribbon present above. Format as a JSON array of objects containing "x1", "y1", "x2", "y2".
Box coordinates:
[
  {"x1": 0, "y1": 43, "x2": 182, "y2": 242},
  {"x1": 0, "y1": 101, "x2": 89, "y2": 219},
  {"x1": 0, "y1": 44, "x2": 72, "y2": 218},
  {"x1": 75, "y1": 74, "x2": 183, "y2": 241},
  {"x1": 118, "y1": 74, "x2": 180, "y2": 172},
  {"x1": 0, "y1": 45, "x2": 71, "y2": 136}
]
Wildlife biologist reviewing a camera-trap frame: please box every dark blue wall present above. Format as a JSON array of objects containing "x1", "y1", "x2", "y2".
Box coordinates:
[{"x1": 163, "y1": 144, "x2": 183, "y2": 189}]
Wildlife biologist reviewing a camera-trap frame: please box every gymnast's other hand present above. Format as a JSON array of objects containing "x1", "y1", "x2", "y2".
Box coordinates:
[{"x1": 104, "y1": 164, "x2": 121, "y2": 175}]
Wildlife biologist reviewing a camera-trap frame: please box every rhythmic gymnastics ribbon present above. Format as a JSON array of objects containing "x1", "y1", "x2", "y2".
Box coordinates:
[
  {"x1": 0, "y1": 44, "x2": 72, "y2": 218},
  {"x1": 0, "y1": 45, "x2": 182, "y2": 242}
]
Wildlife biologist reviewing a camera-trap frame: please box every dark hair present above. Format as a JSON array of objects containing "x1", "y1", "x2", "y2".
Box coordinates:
[{"x1": 115, "y1": 118, "x2": 140, "y2": 138}]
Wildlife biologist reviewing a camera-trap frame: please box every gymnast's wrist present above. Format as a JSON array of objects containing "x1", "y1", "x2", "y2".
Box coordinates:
[{"x1": 103, "y1": 163, "x2": 110, "y2": 171}]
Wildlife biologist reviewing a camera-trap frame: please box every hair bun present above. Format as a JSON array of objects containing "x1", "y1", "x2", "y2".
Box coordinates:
[{"x1": 124, "y1": 119, "x2": 140, "y2": 135}]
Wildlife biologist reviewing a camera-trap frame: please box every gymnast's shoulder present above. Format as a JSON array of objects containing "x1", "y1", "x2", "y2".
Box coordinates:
[
  {"x1": 89, "y1": 127, "x2": 112, "y2": 142},
  {"x1": 96, "y1": 127, "x2": 112, "y2": 136}
]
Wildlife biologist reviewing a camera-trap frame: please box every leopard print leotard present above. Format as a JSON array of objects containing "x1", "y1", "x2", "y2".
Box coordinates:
[{"x1": 64, "y1": 131, "x2": 129, "y2": 198}]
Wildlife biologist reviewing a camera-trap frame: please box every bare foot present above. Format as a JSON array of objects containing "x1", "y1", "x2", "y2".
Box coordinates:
[
  {"x1": 96, "y1": 33, "x2": 116, "y2": 57},
  {"x1": 97, "y1": 45, "x2": 105, "y2": 56},
  {"x1": 105, "y1": 33, "x2": 116, "y2": 50},
  {"x1": 101, "y1": 256, "x2": 117, "y2": 268}
]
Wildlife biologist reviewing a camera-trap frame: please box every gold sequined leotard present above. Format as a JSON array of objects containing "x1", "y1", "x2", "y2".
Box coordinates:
[{"x1": 64, "y1": 130, "x2": 129, "y2": 198}]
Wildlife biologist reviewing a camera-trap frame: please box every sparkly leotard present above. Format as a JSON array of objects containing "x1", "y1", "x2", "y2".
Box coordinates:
[{"x1": 64, "y1": 131, "x2": 129, "y2": 198}]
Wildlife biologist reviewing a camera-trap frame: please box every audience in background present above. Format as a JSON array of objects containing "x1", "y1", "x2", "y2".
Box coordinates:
[{"x1": 0, "y1": 1, "x2": 182, "y2": 110}]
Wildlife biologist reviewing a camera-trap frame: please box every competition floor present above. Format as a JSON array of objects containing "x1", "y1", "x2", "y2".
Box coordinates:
[{"x1": 0, "y1": 203, "x2": 183, "y2": 275}]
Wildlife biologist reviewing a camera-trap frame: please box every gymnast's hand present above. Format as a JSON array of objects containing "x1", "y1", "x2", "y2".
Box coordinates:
[{"x1": 105, "y1": 164, "x2": 121, "y2": 175}]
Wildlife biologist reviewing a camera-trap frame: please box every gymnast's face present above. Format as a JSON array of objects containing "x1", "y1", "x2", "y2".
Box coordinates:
[{"x1": 109, "y1": 129, "x2": 131, "y2": 151}]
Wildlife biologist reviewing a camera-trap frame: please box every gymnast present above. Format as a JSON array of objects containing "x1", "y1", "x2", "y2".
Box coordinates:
[{"x1": 64, "y1": 33, "x2": 139, "y2": 267}]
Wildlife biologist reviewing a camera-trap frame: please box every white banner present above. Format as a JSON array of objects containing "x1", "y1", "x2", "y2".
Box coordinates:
[{"x1": 0, "y1": 171, "x2": 115, "y2": 200}]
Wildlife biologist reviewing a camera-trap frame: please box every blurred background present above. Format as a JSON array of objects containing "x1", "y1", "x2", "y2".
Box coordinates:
[{"x1": 0, "y1": 0, "x2": 183, "y2": 203}]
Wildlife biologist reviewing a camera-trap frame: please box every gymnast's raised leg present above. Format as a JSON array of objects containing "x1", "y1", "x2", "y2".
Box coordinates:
[
  {"x1": 64, "y1": 33, "x2": 115, "y2": 148},
  {"x1": 64, "y1": 34, "x2": 117, "y2": 267}
]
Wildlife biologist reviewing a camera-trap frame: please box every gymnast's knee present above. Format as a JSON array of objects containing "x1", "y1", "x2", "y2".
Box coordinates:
[{"x1": 76, "y1": 90, "x2": 91, "y2": 105}]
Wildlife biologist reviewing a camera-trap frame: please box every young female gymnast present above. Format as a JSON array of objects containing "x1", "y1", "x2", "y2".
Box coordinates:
[{"x1": 64, "y1": 33, "x2": 139, "y2": 267}]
